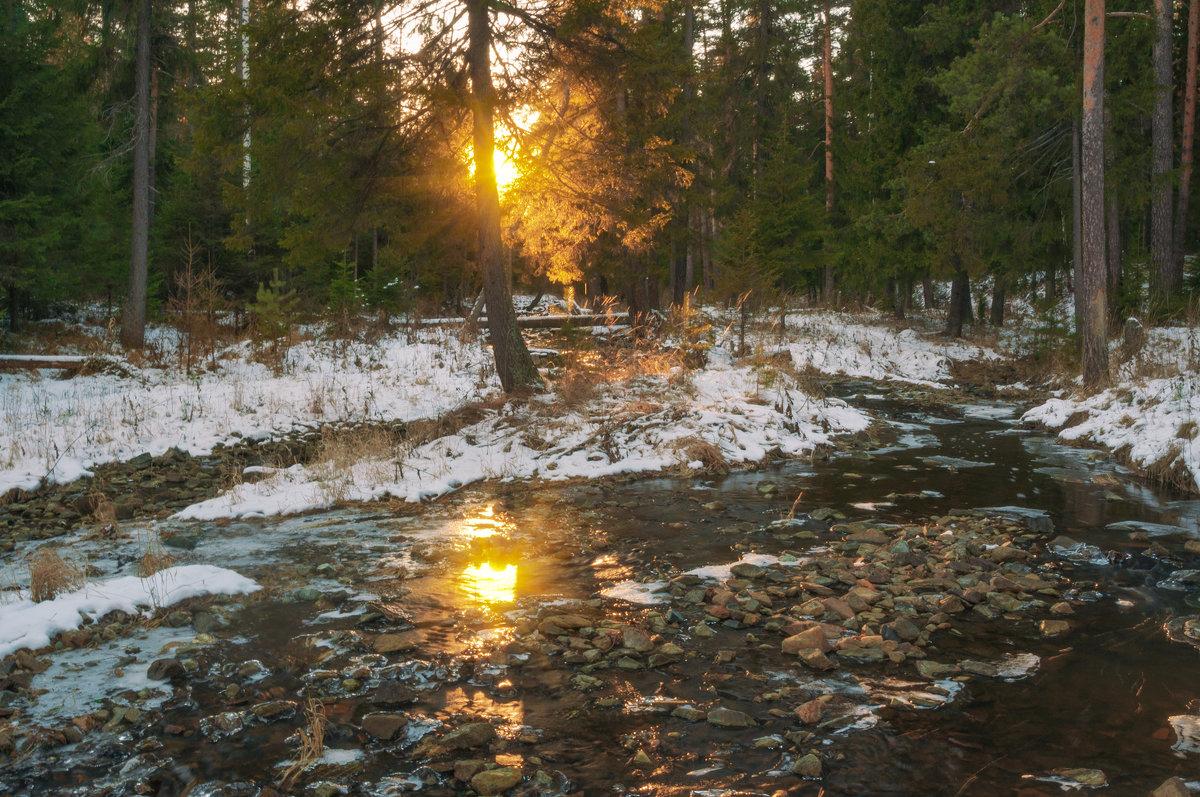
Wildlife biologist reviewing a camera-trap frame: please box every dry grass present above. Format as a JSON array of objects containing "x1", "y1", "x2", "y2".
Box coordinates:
[
  {"x1": 26, "y1": 547, "x2": 87, "y2": 603},
  {"x1": 280, "y1": 697, "x2": 327, "y2": 789},
  {"x1": 674, "y1": 436, "x2": 730, "y2": 475},
  {"x1": 136, "y1": 529, "x2": 177, "y2": 579},
  {"x1": 309, "y1": 425, "x2": 405, "y2": 505}
]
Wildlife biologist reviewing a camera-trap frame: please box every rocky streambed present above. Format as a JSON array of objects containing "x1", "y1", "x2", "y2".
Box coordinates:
[{"x1": 2, "y1": 386, "x2": 1200, "y2": 796}]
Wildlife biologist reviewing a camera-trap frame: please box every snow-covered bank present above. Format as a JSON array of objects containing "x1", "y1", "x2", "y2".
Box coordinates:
[
  {"x1": 0, "y1": 329, "x2": 495, "y2": 495},
  {"x1": 176, "y1": 347, "x2": 871, "y2": 519},
  {"x1": 782, "y1": 310, "x2": 1006, "y2": 388},
  {"x1": 0, "y1": 565, "x2": 260, "y2": 658},
  {"x1": 1023, "y1": 327, "x2": 1200, "y2": 493}
]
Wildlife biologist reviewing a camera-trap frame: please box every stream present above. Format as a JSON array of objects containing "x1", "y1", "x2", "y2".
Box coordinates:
[{"x1": 3, "y1": 381, "x2": 1200, "y2": 796}]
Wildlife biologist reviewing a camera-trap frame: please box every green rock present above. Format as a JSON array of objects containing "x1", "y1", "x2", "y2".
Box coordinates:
[
  {"x1": 471, "y1": 767, "x2": 523, "y2": 795},
  {"x1": 791, "y1": 753, "x2": 822, "y2": 778}
]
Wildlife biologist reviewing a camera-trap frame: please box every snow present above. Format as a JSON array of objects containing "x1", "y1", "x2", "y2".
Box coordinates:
[
  {"x1": 0, "y1": 328, "x2": 495, "y2": 495},
  {"x1": 783, "y1": 310, "x2": 1004, "y2": 388},
  {"x1": 174, "y1": 345, "x2": 871, "y2": 520},
  {"x1": 0, "y1": 565, "x2": 260, "y2": 658}
]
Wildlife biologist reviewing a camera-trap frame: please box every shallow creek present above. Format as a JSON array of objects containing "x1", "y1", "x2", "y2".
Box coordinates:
[{"x1": 3, "y1": 381, "x2": 1200, "y2": 796}]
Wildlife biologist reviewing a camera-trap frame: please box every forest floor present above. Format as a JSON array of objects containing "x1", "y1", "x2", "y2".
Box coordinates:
[{"x1": 1, "y1": 301, "x2": 1199, "y2": 795}]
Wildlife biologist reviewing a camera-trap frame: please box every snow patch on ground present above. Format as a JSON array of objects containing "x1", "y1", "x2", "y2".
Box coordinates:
[
  {"x1": 175, "y1": 347, "x2": 871, "y2": 519},
  {"x1": 0, "y1": 328, "x2": 495, "y2": 495},
  {"x1": 784, "y1": 310, "x2": 1004, "y2": 388},
  {"x1": 0, "y1": 565, "x2": 260, "y2": 657}
]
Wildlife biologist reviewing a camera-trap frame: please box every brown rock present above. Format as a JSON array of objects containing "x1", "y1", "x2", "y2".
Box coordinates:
[
  {"x1": 471, "y1": 766, "x2": 523, "y2": 795},
  {"x1": 373, "y1": 631, "x2": 420, "y2": 654},
  {"x1": 1040, "y1": 619, "x2": 1071, "y2": 637},
  {"x1": 782, "y1": 626, "x2": 832, "y2": 655},
  {"x1": 796, "y1": 649, "x2": 836, "y2": 671},
  {"x1": 822, "y1": 597, "x2": 856, "y2": 620},
  {"x1": 795, "y1": 700, "x2": 824, "y2": 725},
  {"x1": 361, "y1": 712, "x2": 408, "y2": 741},
  {"x1": 1152, "y1": 776, "x2": 1191, "y2": 797}
]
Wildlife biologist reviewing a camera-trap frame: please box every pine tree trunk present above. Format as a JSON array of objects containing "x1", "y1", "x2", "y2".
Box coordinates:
[
  {"x1": 1151, "y1": 0, "x2": 1176, "y2": 306},
  {"x1": 990, "y1": 283, "x2": 1005, "y2": 327},
  {"x1": 1081, "y1": 0, "x2": 1109, "y2": 385},
  {"x1": 7, "y1": 282, "x2": 17, "y2": 333},
  {"x1": 1174, "y1": 0, "x2": 1200, "y2": 284},
  {"x1": 466, "y1": 0, "x2": 540, "y2": 393},
  {"x1": 1107, "y1": 193, "x2": 1121, "y2": 319},
  {"x1": 1072, "y1": 121, "x2": 1084, "y2": 331},
  {"x1": 120, "y1": 0, "x2": 151, "y2": 350},
  {"x1": 946, "y1": 265, "x2": 970, "y2": 338},
  {"x1": 822, "y1": 0, "x2": 835, "y2": 304},
  {"x1": 922, "y1": 277, "x2": 935, "y2": 310}
]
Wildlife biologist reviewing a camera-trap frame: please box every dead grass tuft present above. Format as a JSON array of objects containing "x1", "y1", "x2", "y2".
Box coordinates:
[
  {"x1": 27, "y1": 547, "x2": 87, "y2": 603},
  {"x1": 1178, "y1": 420, "x2": 1199, "y2": 441},
  {"x1": 280, "y1": 697, "x2": 327, "y2": 789},
  {"x1": 675, "y1": 436, "x2": 730, "y2": 475},
  {"x1": 137, "y1": 529, "x2": 177, "y2": 579}
]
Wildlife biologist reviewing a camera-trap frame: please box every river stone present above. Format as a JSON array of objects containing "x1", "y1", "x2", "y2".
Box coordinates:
[
  {"x1": 372, "y1": 680, "x2": 417, "y2": 705},
  {"x1": 572, "y1": 674, "x2": 604, "y2": 691},
  {"x1": 881, "y1": 617, "x2": 920, "y2": 642},
  {"x1": 146, "y1": 658, "x2": 184, "y2": 681},
  {"x1": 672, "y1": 706, "x2": 707, "y2": 721},
  {"x1": 1152, "y1": 777, "x2": 1191, "y2": 797},
  {"x1": 293, "y1": 586, "x2": 322, "y2": 602},
  {"x1": 539, "y1": 614, "x2": 591, "y2": 636},
  {"x1": 783, "y1": 627, "x2": 832, "y2": 655},
  {"x1": 960, "y1": 660, "x2": 999, "y2": 678},
  {"x1": 1051, "y1": 768, "x2": 1106, "y2": 787},
  {"x1": 707, "y1": 707, "x2": 754, "y2": 728},
  {"x1": 471, "y1": 767, "x2": 522, "y2": 795},
  {"x1": 454, "y1": 760, "x2": 487, "y2": 781},
  {"x1": 622, "y1": 627, "x2": 654, "y2": 652},
  {"x1": 440, "y1": 722, "x2": 496, "y2": 750},
  {"x1": 791, "y1": 753, "x2": 822, "y2": 778},
  {"x1": 915, "y1": 660, "x2": 955, "y2": 680},
  {"x1": 692, "y1": 623, "x2": 717, "y2": 638},
  {"x1": 162, "y1": 533, "x2": 200, "y2": 551},
  {"x1": 795, "y1": 700, "x2": 823, "y2": 725},
  {"x1": 361, "y1": 712, "x2": 408, "y2": 740},
  {"x1": 731, "y1": 562, "x2": 764, "y2": 578},
  {"x1": 373, "y1": 631, "x2": 420, "y2": 653},
  {"x1": 1040, "y1": 619, "x2": 1071, "y2": 637},
  {"x1": 796, "y1": 649, "x2": 836, "y2": 671},
  {"x1": 632, "y1": 749, "x2": 653, "y2": 767}
]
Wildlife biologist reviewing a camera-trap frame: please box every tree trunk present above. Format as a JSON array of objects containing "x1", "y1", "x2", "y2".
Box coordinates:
[
  {"x1": 1107, "y1": 192, "x2": 1121, "y2": 319},
  {"x1": 922, "y1": 277, "x2": 935, "y2": 310},
  {"x1": 990, "y1": 283, "x2": 1005, "y2": 327},
  {"x1": 1174, "y1": 0, "x2": 1200, "y2": 286},
  {"x1": 466, "y1": 0, "x2": 540, "y2": 392},
  {"x1": 7, "y1": 282, "x2": 17, "y2": 333},
  {"x1": 1151, "y1": 0, "x2": 1176, "y2": 306},
  {"x1": 1072, "y1": 121, "x2": 1084, "y2": 329},
  {"x1": 946, "y1": 266, "x2": 970, "y2": 338},
  {"x1": 1081, "y1": 0, "x2": 1109, "y2": 385},
  {"x1": 120, "y1": 0, "x2": 151, "y2": 350},
  {"x1": 822, "y1": 0, "x2": 835, "y2": 304}
]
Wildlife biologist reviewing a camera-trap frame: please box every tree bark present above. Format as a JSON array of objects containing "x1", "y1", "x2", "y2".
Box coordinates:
[
  {"x1": 1081, "y1": 0, "x2": 1110, "y2": 385},
  {"x1": 1107, "y1": 192, "x2": 1121, "y2": 319},
  {"x1": 1151, "y1": 0, "x2": 1176, "y2": 306},
  {"x1": 946, "y1": 265, "x2": 970, "y2": 338},
  {"x1": 1072, "y1": 120, "x2": 1084, "y2": 329},
  {"x1": 1174, "y1": 0, "x2": 1200, "y2": 287},
  {"x1": 120, "y1": 0, "x2": 151, "y2": 350},
  {"x1": 990, "y1": 283, "x2": 1005, "y2": 327},
  {"x1": 922, "y1": 277, "x2": 935, "y2": 310},
  {"x1": 7, "y1": 282, "x2": 17, "y2": 333},
  {"x1": 822, "y1": 0, "x2": 835, "y2": 304},
  {"x1": 466, "y1": 0, "x2": 541, "y2": 392}
]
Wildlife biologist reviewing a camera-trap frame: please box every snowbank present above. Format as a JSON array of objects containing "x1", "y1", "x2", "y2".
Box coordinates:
[
  {"x1": 783, "y1": 310, "x2": 1003, "y2": 387},
  {"x1": 175, "y1": 347, "x2": 871, "y2": 519},
  {"x1": 0, "y1": 329, "x2": 496, "y2": 495},
  {"x1": 0, "y1": 565, "x2": 260, "y2": 658}
]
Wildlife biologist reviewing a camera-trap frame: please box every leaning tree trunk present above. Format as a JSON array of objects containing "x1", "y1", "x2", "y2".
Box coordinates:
[
  {"x1": 1081, "y1": 0, "x2": 1109, "y2": 385},
  {"x1": 1151, "y1": 0, "x2": 1176, "y2": 308},
  {"x1": 1174, "y1": 0, "x2": 1200, "y2": 286},
  {"x1": 120, "y1": 0, "x2": 151, "y2": 350},
  {"x1": 465, "y1": 0, "x2": 541, "y2": 393}
]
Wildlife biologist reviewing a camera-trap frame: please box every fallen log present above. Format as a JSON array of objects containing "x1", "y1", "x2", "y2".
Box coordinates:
[{"x1": 0, "y1": 354, "x2": 90, "y2": 372}]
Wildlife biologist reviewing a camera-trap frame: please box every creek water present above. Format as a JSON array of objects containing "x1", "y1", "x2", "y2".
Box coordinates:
[{"x1": 5, "y1": 381, "x2": 1200, "y2": 796}]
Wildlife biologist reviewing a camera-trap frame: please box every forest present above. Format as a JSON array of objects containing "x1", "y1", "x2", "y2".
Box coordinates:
[
  {"x1": 4, "y1": 1, "x2": 1200, "y2": 795},
  {"x1": 4, "y1": 0, "x2": 1199, "y2": 360}
]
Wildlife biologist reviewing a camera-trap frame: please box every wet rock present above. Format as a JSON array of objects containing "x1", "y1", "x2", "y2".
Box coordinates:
[
  {"x1": 959, "y1": 660, "x2": 998, "y2": 678},
  {"x1": 822, "y1": 597, "x2": 856, "y2": 620},
  {"x1": 794, "y1": 700, "x2": 823, "y2": 725},
  {"x1": 622, "y1": 628, "x2": 654, "y2": 652},
  {"x1": 361, "y1": 712, "x2": 407, "y2": 741},
  {"x1": 616, "y1": 657, "x2": 642, "y2": 671},
  {"x1": 1152, "y1": 776, "x2": 1191, "y2": 797},
  {"x1": 1040, "y1": 619, "x2": 1071, "y2": 637},
  {"x1": 707, "y1": 707, "x2": 754, "y2": 728},
  {"x1": 731, "y1": 562, "x2": 764, "y2": 579},
  {"x1": 294, "y1": 587, "x2": 322, "y2": 602},
  {"x1": 1050, "y1": 601, "x2": 1075, "y2": 616},
  {"x1": 915, "y1": 661, "x2": 955, "y2": 680},
  {"x1": 782, "y1": 627, "x2": 831, "y2": 655},
  {"x1": 538, "y1": 614, "x2": 592, "y2": 636},
  {"x1": 454, "y1": 760, "x2": 486, "y2": 781},
  {"x1": 671, "y1": 706, "x2": 706, "y2": 721},
  {"x1": 250, "y1": 700, "x2": 296, "y2": 719},
  {"x1": 790, "y1": 753, "x2": 822, "y2": 778},
  {"x1": 881, "y1": 617, "x2": 920, "y2": 643},
  {"x1": 691, "y1": 623, "x2": 717, "y2": 638},
  {"x1": 631, "y1": 749, "x2": 653, "y2": 767},
  {"x1": 439, "y1": 722, "x2": 496, "y2": 750},
  {"x1": 373, "y1": 631, "x2": 420, "y2": 654},
  {"x1": 163, "y1": 533, "x2": 200, "y2": 551},
  {"x1": 796, "y1": 649, "x2": 836, "y2": 671},
  {"x1": 146, "y1": 658, "x2": 184, "y2": 681},
  {"x1": 470, "y1": 766, "x2": 522, "y2": 795},
  {"x1": 1051, "y1": 768, "x2": 1106, "y2": 787},
  {"x1": 371, "y1": 680, "x2": 417, "y2": 705}
]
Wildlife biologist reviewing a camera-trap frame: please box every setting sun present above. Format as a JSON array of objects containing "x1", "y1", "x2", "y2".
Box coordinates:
[{"x1": 465, "y1": 146, "x2": 521, "y2": 194}]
